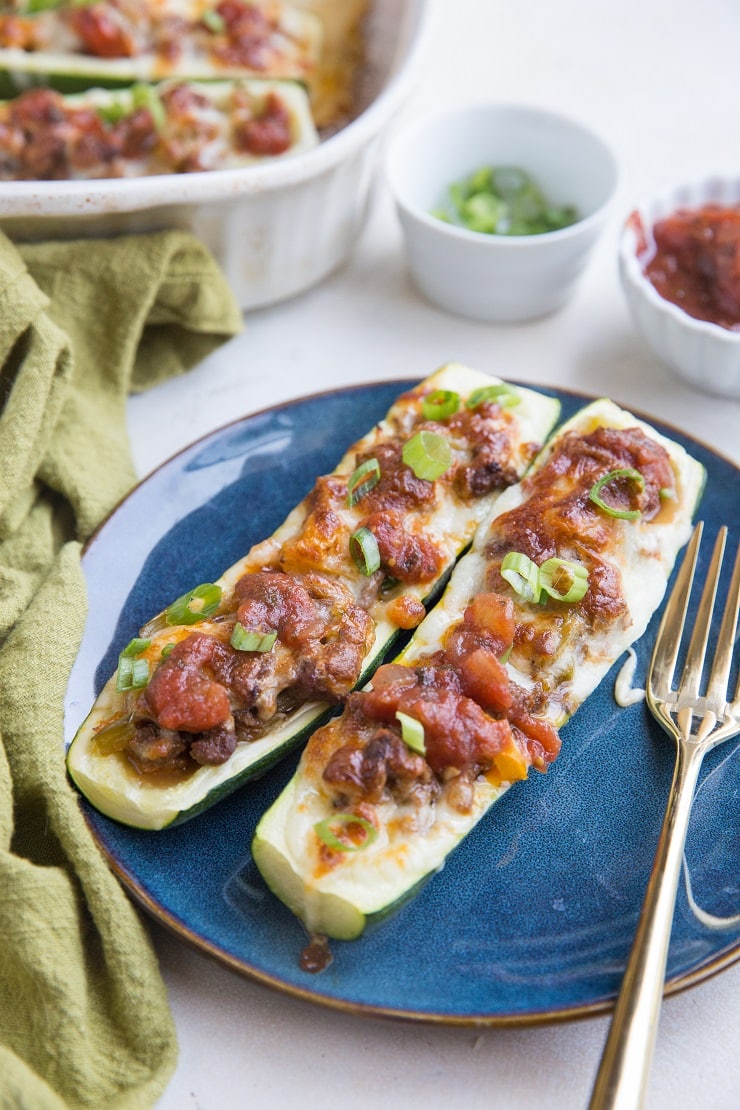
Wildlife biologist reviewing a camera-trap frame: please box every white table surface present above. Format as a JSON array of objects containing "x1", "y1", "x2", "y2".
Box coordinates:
[{"x1": 125, "y1": 0, "x2": 740, "y2": 1106}]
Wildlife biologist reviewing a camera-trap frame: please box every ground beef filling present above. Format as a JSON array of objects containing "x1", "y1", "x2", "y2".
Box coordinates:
[
  {"x1": 280, "y1": 401, "x2": 524, "y2": 588},
  {"x1": 320, "y1": 593, "x2": 561, "y2": 816},
  {"x1": 0, "y1": 80, "x2": 293, "y2": 181},
  {"x1": 124, "y1": 570, "x2": 373, "y2": 774}
]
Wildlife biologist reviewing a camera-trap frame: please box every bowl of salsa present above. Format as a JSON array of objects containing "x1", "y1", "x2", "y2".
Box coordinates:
[{"x1": 619, "y1": 178, "x2": 740, "y2": 400}]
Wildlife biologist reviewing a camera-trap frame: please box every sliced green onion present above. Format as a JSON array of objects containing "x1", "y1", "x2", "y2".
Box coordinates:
[
  {"x1": 395, "y1": 710, "x2": 426, "y2": 755},
  {"x1": 589, "y1": 468, "x2": 645, "y2": 520},
  {"x1": 120, "y1": 637, "x2": 151, "y2": 658},
  {"x1": 230, "y1": 623, "x2": 277, "y2": 652},
  {"x1": 659, "y1": 486, "x2": 676, "y2": 501},
  {"x1": 499, "y1": 644, "x2": 513, "y2": 664},
  {"x1": 539, "y1": 557, "x2": 589, "y2": 603},
  {"x1": 94, "y1": 717, "x2": 134, "y2": 754},
  {"x1": 131, "y1": 84, "x2": 166, "y2": 131},
  {"x1": 433, "y1": 164, "x2": 578, "y2": 237},
  {"x1": 166, "y1": 582, "x2": 222, "y2": 626},
  {"x1": 465, "y1": 383, "x2": 520, "y2": 410},
  {"x1": 500, "y1": 552, "x2": 541, "y2": 602},
  {"x1": 161, "y1": 643, "x2": 175, "y2": 660},
  {"x1": 349, "y1": 527, "x2": 381, "y2": 576},
  {"x1": 421, "y1": 389, "x2": 460, "y2": 422},
  {"x1": 202, "y1": 8, "x2": 226, "y2": 32},
  {"x1": 116, "y1": 652, "x2": 150, "y2": 693},
  {"x1": 314, "y1": 813, "x2": 378, "y2": 853},
  {"x1": 346, "y1": 457, "x2": 381, "y2": 507},
  {"x1": 97, "y1": 100, "x2": 128, "y2": 126},
  {"x1": 402, "y1": 430, "x2": 452, "y2": 481}
]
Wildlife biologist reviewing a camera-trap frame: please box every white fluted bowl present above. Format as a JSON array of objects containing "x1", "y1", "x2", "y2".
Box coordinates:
[{"x1": 619, "y1": 177, "x2": 740, "y2": 401}]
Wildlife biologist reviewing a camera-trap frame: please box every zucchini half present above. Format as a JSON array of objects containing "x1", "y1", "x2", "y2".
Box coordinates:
[
  {"x1": 0, "y1": 79, "x2": 319, "y2": 180},
  {"x1": 67, "y1": 365, "x2": 561, "y2": 829},
  {"x1": 252, "y1": 399, "x2": 706, "y2": 941},
  {"x1": 0, "y1": 1, "x2": 322, "y2": 96}
]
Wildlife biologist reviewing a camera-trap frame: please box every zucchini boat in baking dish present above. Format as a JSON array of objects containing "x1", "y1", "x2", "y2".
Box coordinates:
[
  {"x1": 0, "y1": 78, "x2": 317, "y2": 179},
  {"x1": 0, "y1": 0, "x2": 321, "y2": 92},
  {"x1": 252, "y1": 399, "x2": 706, "y2": 941},
  {"x1": 67, "y1": 365, "x2": 560, "y2": 829}
]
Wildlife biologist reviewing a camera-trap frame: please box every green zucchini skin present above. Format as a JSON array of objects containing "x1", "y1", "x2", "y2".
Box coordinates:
[
  {"x1": 67, "y1": 367, "x2": 561, "y2": 830},
  {"x1": 252, "y1": 399, "x2": 707, "y2": 941}
]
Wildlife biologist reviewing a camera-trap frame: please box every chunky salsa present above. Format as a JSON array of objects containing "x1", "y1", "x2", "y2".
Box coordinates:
[
  {"x1": 641, "y1": 202, "x2": 740, "y2": 330},
  {"x1": 93, "y1": 389, "x2": 538, "y2": 779}
]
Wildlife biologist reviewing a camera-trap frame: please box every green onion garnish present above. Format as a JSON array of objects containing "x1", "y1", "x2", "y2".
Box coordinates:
[
  {"x1": 161, "y1": 643, "x2": 175, "y2": 659},
  {"x1": 500, "y1": 552, "x2": 589, "y2": 605},
  {"x1": 538, "y1": 557, "x2": 589, "y2": 603},
  {"x1": 500, "y1": 552, "x2": 541, "y2": 602},
  {"x1": 131, "y1": 84, "x2": 166, "y2": 131},
  {"x1": 433, "y1": 164, "x2": 578, "y2": 237},
  {"x1": 465, "y1": 383, "x2": 520, "y2": 410},
  {"x1": 395, "y1": 710, "x2": 426, "y2": 755},
  {"x1": 120, "y1": 637, "x2": 151, "y2": 657},
  {"x1": 589, "y1": 468, "x2": 645, "y2": 521},
  {"x1": 402, "y1": 430, "x2": 452, "y2": 481},
  {"x1": 202, "y1": 8, "x2": 226, "y2": 32},
  {"x1": 349, "y1": 527, "x2": 381, "y2": 576},
  {"x1": 421, "y1": 389, "x2": 460, "y2": 421},
  {"x1": 230, "y1": 624, "x2": 277, "y2": 652},
  {"x1": 116, "y1": 640, "x2": 151, "y2": 693},
  {"x1": 314, "y1": 813, "x2": 378, "y2": 853},
  {"x1": 659, "y1": 487, "x2": 676, "y2": 500},
  {"x1": 94, "y1": 717, "x2": 134, "y2": 754},
  {"x1": 166, "y1": 582, "x2": 222, "y2": 626},
  {"x1": 97, "y1": 100, "x2": 128, "y2": 126},
  {"x1": 346, "y1": 457, "x2": 381, "y2": 507}
]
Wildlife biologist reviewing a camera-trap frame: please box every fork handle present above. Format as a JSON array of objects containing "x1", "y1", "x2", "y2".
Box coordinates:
[{"x1": 588, "y1": 740, "x2": 705, "y2": 1110}]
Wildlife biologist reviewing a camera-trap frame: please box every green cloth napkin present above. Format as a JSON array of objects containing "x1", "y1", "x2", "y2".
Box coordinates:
[{"x1": 0, "y1": 229, "x2": 243, "y2": 1109}]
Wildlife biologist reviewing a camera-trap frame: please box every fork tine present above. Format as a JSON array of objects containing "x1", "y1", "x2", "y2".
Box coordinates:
[
  {"x1": 705, "y1": 536, "x2": 740, "y2": 708},
  {"x1": 680, "y1": 526, "x2": 727, "y2": 701},
  {"x1": 648, "y1": 521, "x2": 703, "y2": 701}
]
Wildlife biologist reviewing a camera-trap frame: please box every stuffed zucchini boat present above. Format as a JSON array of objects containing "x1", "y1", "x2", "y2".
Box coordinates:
[
  {"x1": 67, "y1": 365, "x2": 560, "y2": 829},
  {"x1": 252, "y1": 399, "x2": 706, "y2": 941},
  {"x1": 0, "y1": 77, "x2": 317, "y2": 179},
  {"x1": 0, "y1": 78, "x2": 319, "y2": 178},
  {"x1": 0, "y1": 0, "x2": 322, "y2": 93}
]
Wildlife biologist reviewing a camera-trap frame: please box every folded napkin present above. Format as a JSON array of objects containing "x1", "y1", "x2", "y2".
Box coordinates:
[{"x1": 0, "y1": 230, "x2": 242, "y2": 1109}]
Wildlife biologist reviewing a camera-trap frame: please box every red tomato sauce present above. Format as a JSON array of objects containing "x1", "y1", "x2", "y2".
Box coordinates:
[{"x1": 641, "y1": 203, "x2": 740, "y2": 330}]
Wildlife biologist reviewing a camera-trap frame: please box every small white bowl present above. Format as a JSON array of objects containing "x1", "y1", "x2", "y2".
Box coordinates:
[
  {"x1": 619, "y1": 177, "x2": 740, "y2": 401},
  {"x1": 385, "y1": 101, "x2": 617, "y2": 323}
]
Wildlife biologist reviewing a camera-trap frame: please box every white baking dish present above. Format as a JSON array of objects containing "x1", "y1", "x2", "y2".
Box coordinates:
[{"x1": 0, "y1": 0, "x2": 428, "y2": 310}]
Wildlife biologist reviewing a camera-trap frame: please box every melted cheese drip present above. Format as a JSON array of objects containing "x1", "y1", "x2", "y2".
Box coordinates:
[{"x1": 613, "y1": 647, "x2": 646, "y2": 707}]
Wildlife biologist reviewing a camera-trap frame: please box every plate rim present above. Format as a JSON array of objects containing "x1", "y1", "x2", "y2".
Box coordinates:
[{"x1": 71, "y1": 377, "x2": 740, "y2": 1027}]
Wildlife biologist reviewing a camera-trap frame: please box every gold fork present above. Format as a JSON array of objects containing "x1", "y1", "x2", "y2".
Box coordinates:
[{"x1": 589, "y1": 521, "x2": 740, "y2": 1110}]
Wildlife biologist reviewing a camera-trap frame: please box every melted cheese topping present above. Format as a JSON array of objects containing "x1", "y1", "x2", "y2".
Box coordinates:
[
  {"x1": 68, "y1": 365, "x2": 560, "y2": 828},
  {"x1": 254, "y1": 398, "x2": 705, "y2": 938}
]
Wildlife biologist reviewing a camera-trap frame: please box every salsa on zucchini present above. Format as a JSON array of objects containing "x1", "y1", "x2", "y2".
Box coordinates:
[
  {"x1": 252, "y1": 399, "x2": 705, "y2": 941},
  {"x1": 66, "y1": 365, "x2": 561, "y2": 829}
]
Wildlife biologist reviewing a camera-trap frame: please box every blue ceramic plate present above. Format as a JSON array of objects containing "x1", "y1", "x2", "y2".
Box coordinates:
[{"x1": 64, "y1": 382, "x2": 740, "y2": 1025}]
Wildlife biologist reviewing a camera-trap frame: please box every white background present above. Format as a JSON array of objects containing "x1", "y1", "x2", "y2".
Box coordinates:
[{"x1": 125, "y1": 1, "x2": 740, "y2": 1106}]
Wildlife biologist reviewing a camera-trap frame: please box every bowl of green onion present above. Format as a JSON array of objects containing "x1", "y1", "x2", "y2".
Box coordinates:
[{"x1": 385, "y1": 102, "x2": 617, "y2": 322}]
